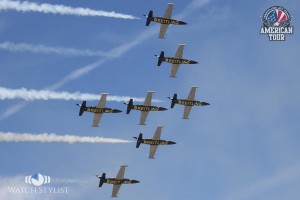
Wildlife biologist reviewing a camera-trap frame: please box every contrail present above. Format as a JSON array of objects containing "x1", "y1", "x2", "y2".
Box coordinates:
[
  {"x1": 0, "y1": 132, "x2": 133, "y2": 144},
  {"x1": 0, "y1": 0, "x2": 139, "y2": 19},
  {"x1": 0, "y1": 86, "x2": 162, "y2": 102},
  {"x1": 0, "y1": 41, "x2": 108, "y2": 57}
]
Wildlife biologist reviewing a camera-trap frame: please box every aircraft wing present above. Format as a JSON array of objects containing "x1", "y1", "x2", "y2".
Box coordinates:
[
  {"x1": 92, "y1": 93, "x2": 109, "y2": 127},
  {"x1": 92, "y1": 113, "x2": 103, "y2": 127},
  {"x1": 97, "y1": 93, "x2": 109, "y2": 108},
  {"x1": 143, "y1": 91, "x2": 154, "y2": 106},
  {"x1": 187, "y1": 86, "x2": 198, "y2": 100},
  {"x1": 152, "y1": 126, "x2": 163, "y2": 140},
  {"x1": 170, "y1": 64, "x2": 180, "y2": 77},
  {"x1": 183, "y1": 105, "x2": 192, "y2": 119},
  {"x1": 149, "y1": 145, "x2": 158, "y2": 159},
  {"x1": 112, "y1": 184, "x2": 121, "y2": 198},
  {"x1": 163, "y1": 3, "x2": 174, "y2": 19},
  {"x1": 139, "y1": 111, "x2": 149, "y2": 125},
  {"x1": 111, "y1": 165, "x2": 127, "y2": 197},
  {"x1": 159, "y1": 24, "x2": 169, "y2": 39},
  {"x1": 174, "y1": 44, "x2": 185, "y2": 59},
  {"x1": 158, "y1": 3, "x2": 174, "y2": 38},
  {"x1": 116, "y1": 165, "x2": 127, "y2": 179},
  {"x1": 170, "y1": 44, "x2": 186, "y2": 77},
  {"x1": 139, "y1": 92, "x2": 153, "y2": 125}
]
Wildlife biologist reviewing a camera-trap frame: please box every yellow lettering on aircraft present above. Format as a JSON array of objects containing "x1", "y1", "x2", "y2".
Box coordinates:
[
  {"x1": 178, "y1": 100, "x2": 202, "y2": 106},
  {"x1": 144, "y1": 140, "x2": 168, "y2": 145},
  {"x1": 133, "y1": 106, "x2": 159, "y2": 111}
]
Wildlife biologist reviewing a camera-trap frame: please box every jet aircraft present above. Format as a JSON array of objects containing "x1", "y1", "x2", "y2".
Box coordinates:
[
  {"x1": 77, "y1": 93, "x2": 122, "y2": 127},
  {"x1": 156, "y1": 44, "x2": 198, "y2": 77},
  {"x1": 134, "y1": 126, "x2": 176, "y2": 159},
  {"x1": 124, "y1": 91, "x2": 167, "y2": 125},
  {"x1": 144, "y1": 3, "x2": 187, "y2": 38},
  {"x1": 168, "y1": 86, "x2": 210, "y2": 119},
  {"x1": 96, "y1": 165, "x2": 139, "y2": 198}
]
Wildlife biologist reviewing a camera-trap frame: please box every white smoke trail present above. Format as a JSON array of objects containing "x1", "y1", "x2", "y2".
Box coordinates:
[
  {"x1": 0, "y1": 132, "x2": 133, "y2": 143},
  {"x1": 0, "y1": 86, "x2": 162, "y2": 102},
  {"x1": 0, "y1": 0, "x2": 139, "y2": 19},
  {"x1": 0, "y1": 41, "x2": 108, "y2": 57}
]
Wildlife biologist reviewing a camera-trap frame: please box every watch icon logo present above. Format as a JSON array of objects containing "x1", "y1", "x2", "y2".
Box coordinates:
[{"x1": 25, "y1": 173, "x2": 51, "y2": 187}]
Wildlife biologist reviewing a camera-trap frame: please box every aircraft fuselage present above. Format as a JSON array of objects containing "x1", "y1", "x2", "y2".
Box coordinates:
[
  {"x1": 104, "y1": 178, "x2": 139, "y2": 185},
  {"x1": 176, "y1": 99, "x2": 208, "y2": 106},
  {"x1": 152, "y1": 17, "x2": 186, "y2": 25},
  {"x1": 163, "y1": 57, "x2": 198, "y2": 65},
  {"x1": 84, "y1": 107, "x2": 121, "y2": 114},
  {"x1": 142, "y1": 139, "x2": 175, "y2": 145},
  {"x1": 133, "y1": 105, "x2": 167, "y2": 112}
]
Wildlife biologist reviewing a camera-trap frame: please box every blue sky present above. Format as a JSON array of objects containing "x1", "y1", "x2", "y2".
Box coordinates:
[{"x1": 1, "y1": 0, "x2": 300, "y2": 199}]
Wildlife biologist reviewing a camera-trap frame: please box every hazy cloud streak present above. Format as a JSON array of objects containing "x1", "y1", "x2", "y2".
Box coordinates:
[
  {"x1": 0, "y1": 132, "x2": 133, "y2": 144},
  {"x1": 227, "y1": 164, "x2": 300, "y2": 200},
  {"x1": 0, "y1": 0, "x2": 138, "y2": 19},
  {"x1": 0, "y1": 41, "x2": 108, "y2": 57}
]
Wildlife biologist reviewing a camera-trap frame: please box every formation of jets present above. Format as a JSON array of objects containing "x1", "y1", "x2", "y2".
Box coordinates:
[{"x1": 74, "y1": 3, "x2": 209, "y2": 198}]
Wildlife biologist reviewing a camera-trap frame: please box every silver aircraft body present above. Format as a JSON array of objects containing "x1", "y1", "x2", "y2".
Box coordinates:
[
  {"x1": 134, "y1": 126, "x2": 176, "y2": 159},
  {"x1": 96, "y1": 165, "x2": 139, "y2": 198},
  {"x1": 144, "y1": 3, "x2": 187, "y2": 38},
  {"x1": 125, "y1": 91, "x2": 167, "y2": 125},
  {"x1": 77, "y1": 93, "x2": 122, "y2": 127},
  {"x1": 156, "y1": 44, "x2": 198, "y2": 77},
  {"x1": 168, "y1": 86, "x2": 210, "y2": 119}
]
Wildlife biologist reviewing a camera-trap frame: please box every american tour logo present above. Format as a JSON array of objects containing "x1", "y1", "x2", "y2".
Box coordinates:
[{"x1": 260, "y1": 6, "x2": 294, "y2": 41}]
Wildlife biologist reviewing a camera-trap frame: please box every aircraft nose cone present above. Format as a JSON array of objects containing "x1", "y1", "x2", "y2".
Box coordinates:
[
  {"x1": 168, "y1": 141, "x2": 176, "y2": 145},
  {"x1": 159, "y1": 107, "x2": 168, "y2": 111},
  {"x1": 132, "y1": 180, "x2": 140, "y2": 184},
  {"x1": 202, "y1": 102, "x2": 210, "y2": 106},
  {"x1": 190, "y1": 60, "x2": 198, "y2": 64},
  {"x1": 180, "y1": 21, "x2": 188, "y2": 25},
  {"x1": 113, "y1": 109, "x2": 122, "y2": 113}
]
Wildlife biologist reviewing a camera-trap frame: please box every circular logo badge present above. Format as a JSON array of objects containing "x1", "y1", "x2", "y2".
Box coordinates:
[
  {"x1": 262, "y1": 6, "x2": 292, "y2": 27},
  {"x1": 31, "y1": 173, "x2": 45, "y2": 186}
]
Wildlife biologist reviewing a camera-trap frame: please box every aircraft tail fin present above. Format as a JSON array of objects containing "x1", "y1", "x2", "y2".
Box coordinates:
[
  {"x1": 126, "y1": 99, "x2": 133, "y2": 114},
  {"x1": 77, "y1": 101, "x2": 86, "y2": 116},
  {"x1": 157, "y1": 51, "x2": 164, "y2": 66},
  {"x1": 169, "y1": 94, "x2": 177, "y2": 108},
  {"x1": 98, "y1": 173, "x2": 106, "y2": 187},
  {"x1": 145, "y1": 10, "x2": 153, "y2": 26},
  {"x1": 136, "y1": 133, "x2": 143, "y2": 148}
]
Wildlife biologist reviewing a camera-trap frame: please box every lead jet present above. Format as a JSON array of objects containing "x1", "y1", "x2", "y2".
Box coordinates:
[
  {"x1": 76, "y1": 93, "x2": 122, "y2": 127},
  {"x1": 156, "y1": 44, "x2": 198, "y2": 78},
  {"x1": 134, "y1": 126, "x2": 176, "y2": 159},
  {"x1": 96, "y1": 165, "x2": 139, "y2": 198},
  {"x1": 144, "y1": 3, "x2": 187, "y2": 38},
  {"x1": 124, "y1": 91, "x2": 167, "y2": 125},
  {"x1": 168, "y1": 86, "x2": 210, "y2": 119}
]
